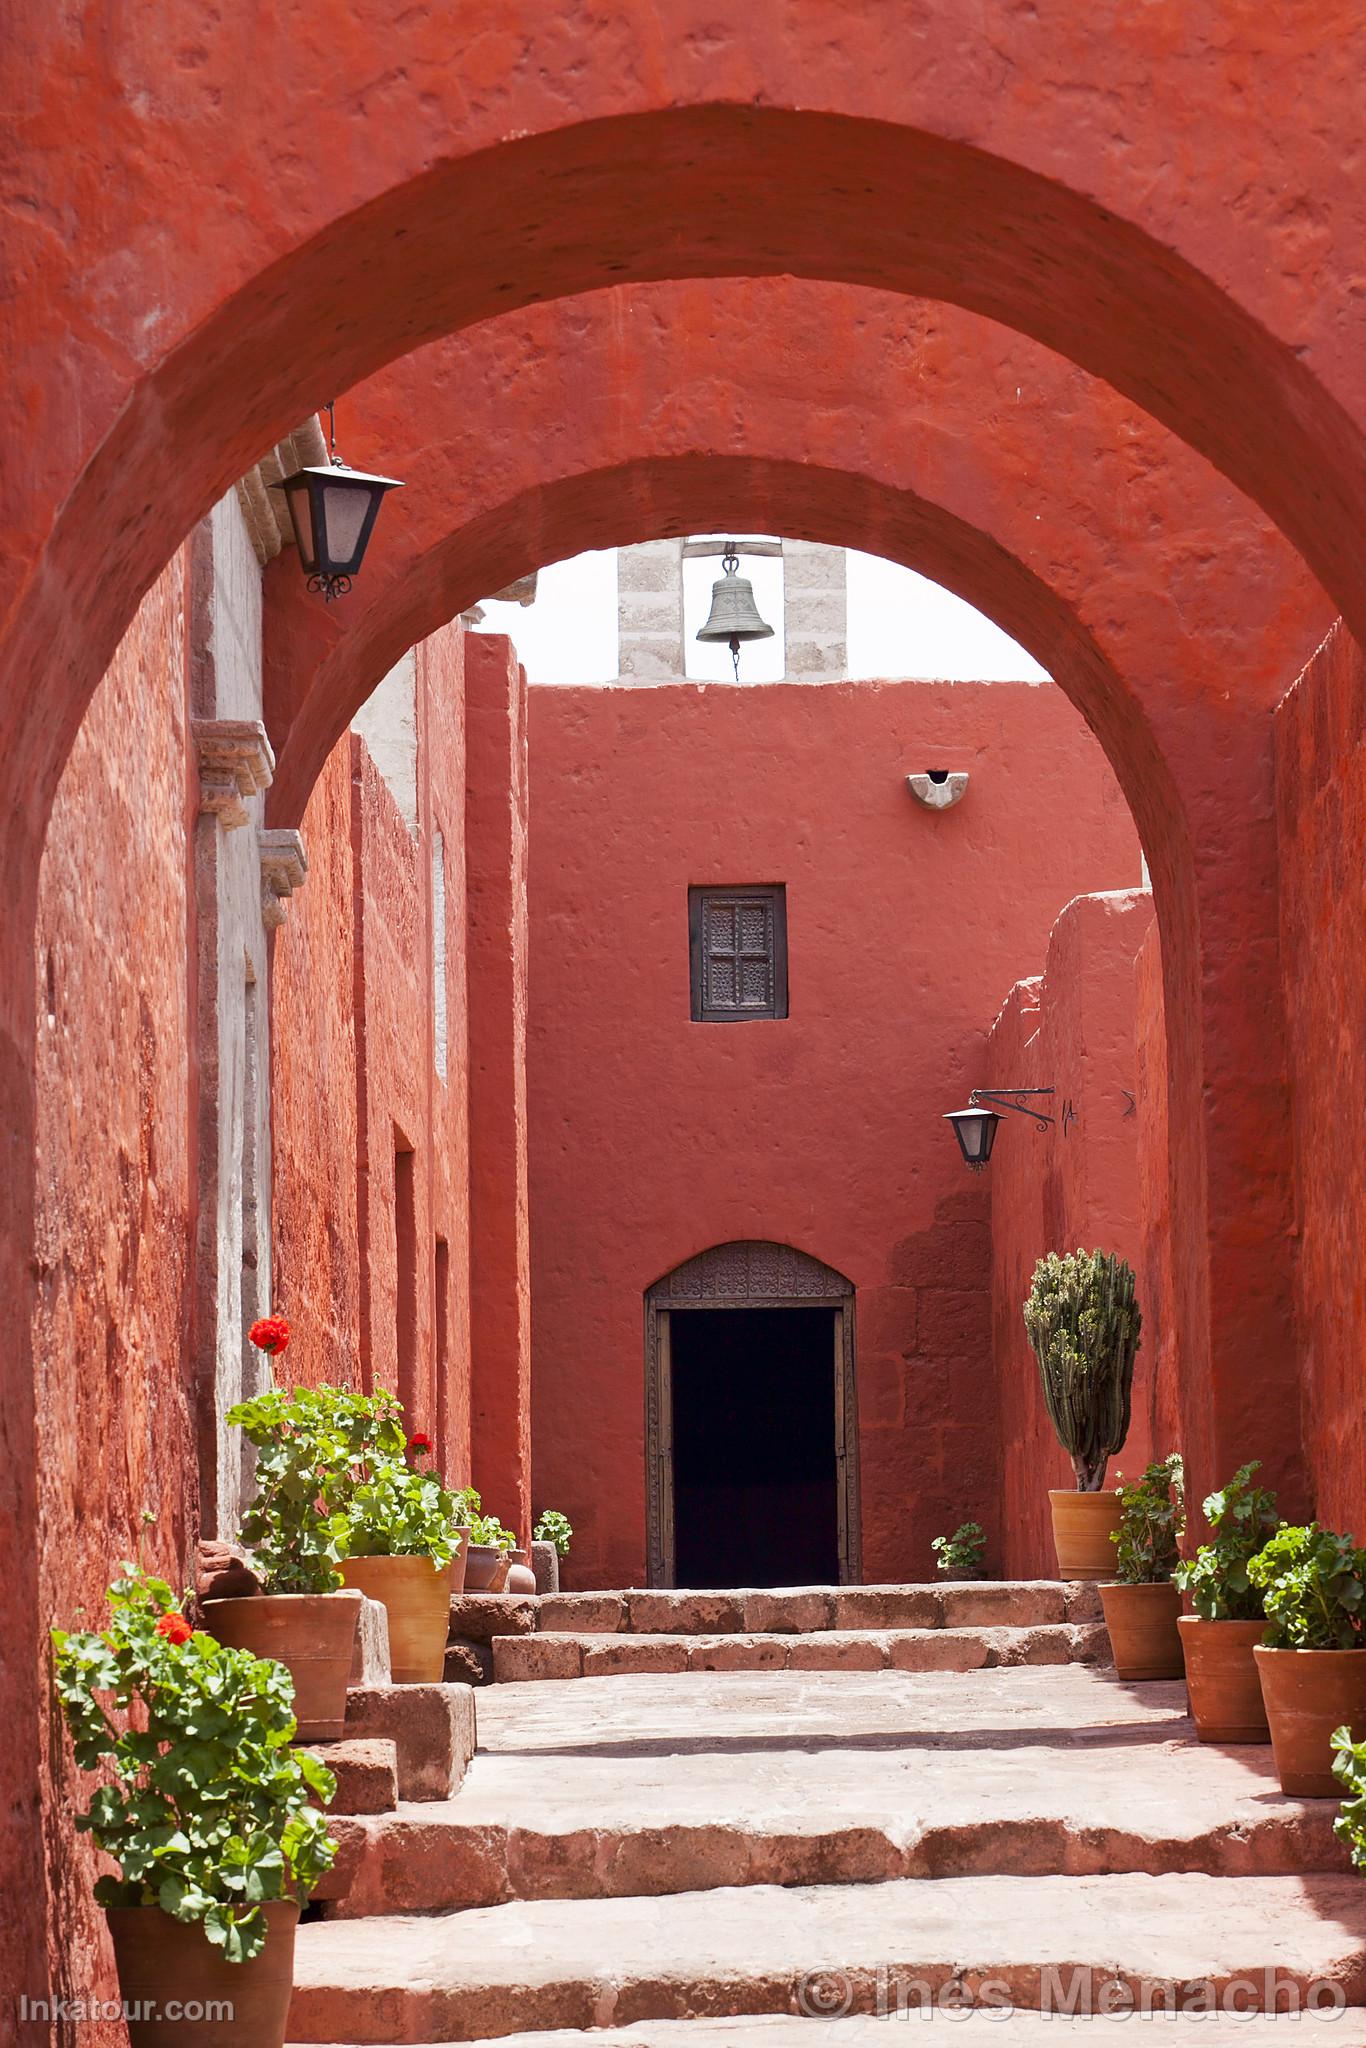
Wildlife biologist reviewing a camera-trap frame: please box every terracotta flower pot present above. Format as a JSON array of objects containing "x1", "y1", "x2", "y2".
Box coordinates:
[
  {"x1": 449, "y1": 1525, "x2": 471, "y2": 1596},
  {"x1": 340, "y1": 1554, "x2": 455, "y2": 1683},
  {"x1": 1100, "y1": 1580, "x2": 1184, "y2": 1678},
  {"x1": 464, "y1": 1543, "x2": 505, "y2": 1592},
  {"x1": 1254, "y1": 1645, "x2": 1366, "y2": 1795},
  {"x1": 202, "y1": 1593, "x2": 360, "y2": 1740},
  {"x1": 107, "y1": 1898, "x2": 298, "y2": 2047},
  {"x1": 1049, "y1": 1488, "x2": 1122, "y2": 1580},
  {"x1": 505, "y1": 1547, "x2": 538, "y2": 1595},
  {"x1": 1178, "y1": 1616, "x2": 1271, "y2": 1742}
]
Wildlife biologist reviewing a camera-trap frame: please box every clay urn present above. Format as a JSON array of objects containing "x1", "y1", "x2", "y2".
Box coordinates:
[
  {"x1": 505, "y1": 1547, "x2": 538, "y2": 1595},
  {"x1": 1178, "y1": 1616, "x2": 1271, "y2": 1742}
]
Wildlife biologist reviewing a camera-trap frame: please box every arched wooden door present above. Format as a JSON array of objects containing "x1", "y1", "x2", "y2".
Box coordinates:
[{"x1": 645, "y1": 1241, "x2": 861, "y2": 1588}]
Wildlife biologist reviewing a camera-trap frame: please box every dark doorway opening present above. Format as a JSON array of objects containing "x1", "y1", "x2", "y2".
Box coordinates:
[{"x1": 671, "y1": 1306, "x2": 839, "y2": 1588}]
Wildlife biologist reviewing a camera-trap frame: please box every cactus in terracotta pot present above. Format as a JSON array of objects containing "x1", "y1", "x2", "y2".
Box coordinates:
[{"x1": 1023, "y1": 1249, "x2": 1140, "y2": 1490}]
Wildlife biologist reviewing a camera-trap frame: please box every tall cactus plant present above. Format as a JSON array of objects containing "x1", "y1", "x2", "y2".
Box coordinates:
[{"x1": 1023, "y1": 1250, "x2": 1140, "y2": 1490}]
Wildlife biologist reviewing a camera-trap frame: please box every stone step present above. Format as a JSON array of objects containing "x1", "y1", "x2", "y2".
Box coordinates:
[
  {"x1": 448, "y1": 1582, "x2": 1103, "y2": 1643},
  {"x1": 294, "y1": 2020, "x2": 1366, "y2": 2048},
  {"x1": 303, "y1": 1739, "x2": 398, "y2": 1816},
  {"x1": 490, "y1": 1620, "x2": 1109, "y2": 1681},
  {"x1": 288, "y1": 1871, "x2": 1366, "y2": 2039},
  {"x1": 344, "y1": 1682, "x2": 477, "y2": 1801},
  {"x1": 322, "y1": 1665, "x2": 1343, "y2": 1917}
]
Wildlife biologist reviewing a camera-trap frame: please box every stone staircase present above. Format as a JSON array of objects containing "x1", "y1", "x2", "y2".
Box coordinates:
[
  {"x1": 286, "y1": 1581, "x2": 1366, "y2": 2042},
  {"x1": 449, "y1": 1580, "x2": 1109, "y2": 1683}
]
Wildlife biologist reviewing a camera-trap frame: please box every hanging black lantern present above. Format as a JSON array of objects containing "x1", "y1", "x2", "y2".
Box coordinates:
[
  {"x1": 943, "y1": 1088, "x2": 1057, "y2": 1171},
  {"x1": 696, "y1": 545, "x2": 775, "y2": 678},
  {"x1": 943, "y1": 1104, "x2": 1003, "y2": 1172},
  {"x1": 272, "y1": 404, "x2": 403, "y2": 602}
]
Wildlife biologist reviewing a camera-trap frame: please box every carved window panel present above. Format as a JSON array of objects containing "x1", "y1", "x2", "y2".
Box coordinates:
[{"x1": 689, "y1": 885, "x2": 788, "y2": 1021}]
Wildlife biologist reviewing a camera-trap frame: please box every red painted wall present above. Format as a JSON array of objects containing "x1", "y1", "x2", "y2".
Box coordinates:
[
  {"x1": 987, "y1": 889, "x2": 1159, "y2": 1577},
  {"x1": 271, "y1": 622, "x2": 475, "y2": 1477},
  {"x1": 528, "y1": 677, "x2": 1141, "y2": 1587},
  {"x1": 33, "y1": 549, "x2": 198, "y2": 2040},
  {"x1": 1276, "y1": 622, "x2": 1366, "y2": 1537}
]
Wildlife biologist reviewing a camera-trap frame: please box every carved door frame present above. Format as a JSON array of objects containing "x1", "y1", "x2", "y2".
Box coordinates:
[{"x1": 644, "y1": 1240, "x2": 861, "y2": 1587}]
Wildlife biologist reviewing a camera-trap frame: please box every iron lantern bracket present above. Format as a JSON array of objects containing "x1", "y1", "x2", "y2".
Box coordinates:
[{"x1": 968, "y1": 1087, "x2": 1056, "y2": 1130}]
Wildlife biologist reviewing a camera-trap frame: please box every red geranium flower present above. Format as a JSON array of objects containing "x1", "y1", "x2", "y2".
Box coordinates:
[
  {"x1": 408, "y1": 1432, "x2": 433, "y2": 1456},
  {"x1": 248, "y1": 1314, "x2": 290, "y2": 1355},
  {"x1": 155, "y1": 1612, "x2": 192, "y2": 1646}
]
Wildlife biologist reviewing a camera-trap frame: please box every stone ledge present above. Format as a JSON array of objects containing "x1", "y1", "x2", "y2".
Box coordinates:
[
  {"x1": 259, "y1": 826, "x2": 308, "y2": 929},
  {"x1": 194, "y1": 718, "x2": 275, "y2": 829}
]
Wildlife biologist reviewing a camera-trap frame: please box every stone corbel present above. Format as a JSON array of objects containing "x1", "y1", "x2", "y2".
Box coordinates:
[
  {"x1": 195, "y1": 719, "x2": 276, "y2": 830},
  {"x1": 907, "y1": 771, "x2": 969, "y2": 811},
  {"x1": 258, "y1": 828, "x2": 308, "y2": 931}
]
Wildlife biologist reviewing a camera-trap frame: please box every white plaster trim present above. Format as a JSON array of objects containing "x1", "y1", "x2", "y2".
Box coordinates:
[
  {"x1": 195, "y1": 718, "x2": 276, "y2": 830},
  {"x1": 907, "y1": 771, "x2": 969, "y2": 811},
  {"x1": 258, "y1": 828, "x2": 308, "y2": 930}
]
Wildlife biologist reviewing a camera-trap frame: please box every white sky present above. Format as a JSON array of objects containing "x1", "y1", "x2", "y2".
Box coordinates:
[{"x1": 473, "y1": 546, "x2": 1049, "y2": 686}]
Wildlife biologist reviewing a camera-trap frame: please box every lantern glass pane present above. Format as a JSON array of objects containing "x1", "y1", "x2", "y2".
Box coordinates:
[
  {"x1": 282, "y1": 476, "x2": 316, "y2": 569},
  {"x1": 321, "y1": 479, "x2": 371, "y2": 570}
]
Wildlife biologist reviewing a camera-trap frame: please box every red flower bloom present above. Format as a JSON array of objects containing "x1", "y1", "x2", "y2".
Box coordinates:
[
  {"x1": 408, "y1": 1432, "x2": 433, "y2": 1456},
  {"x1": 248, "y1": 1314, "x2": 290, "y2": 1355},
  {"x1": 155, "y1": 1612, "x2": 192, "y2": 1646}
]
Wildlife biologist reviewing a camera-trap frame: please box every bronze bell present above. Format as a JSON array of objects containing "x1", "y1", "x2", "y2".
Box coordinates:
[{"x1": 696, "y1": 546, "x2": 775, "y2": 677}]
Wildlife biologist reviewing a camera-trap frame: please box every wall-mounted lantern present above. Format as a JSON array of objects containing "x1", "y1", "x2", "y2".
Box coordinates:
[
  {"x1": 944, "y1": 1088, "x2": 1056, "y2": 1171},
  {"x1": 908, "y1": 770, "x2": 969, "y2": 810},
  {"x1": 271, "y1": 403, "x2": 403, "y2": 602}
]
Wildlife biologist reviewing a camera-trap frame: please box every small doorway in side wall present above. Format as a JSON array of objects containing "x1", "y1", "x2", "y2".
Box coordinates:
[{"x1": 645, "y1": 1241, "x2": 860, "y2": 1589}]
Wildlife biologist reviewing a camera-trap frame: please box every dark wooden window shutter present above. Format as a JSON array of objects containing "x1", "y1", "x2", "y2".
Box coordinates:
[{"x1": 689, "y1": 885, "x2": 788, "y2": 1021}]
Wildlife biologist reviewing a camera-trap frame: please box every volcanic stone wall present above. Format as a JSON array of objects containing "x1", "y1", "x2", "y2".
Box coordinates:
[
  {"x1": 1276, "y1": 621, "x2": 1366, "y2": 1536},
  {"x1": 987, "y1": 890, "x2": 1161, "y2": 1577},
  {"x1": 33, "y1": 547, "x2": 198, "y2": 2039}
]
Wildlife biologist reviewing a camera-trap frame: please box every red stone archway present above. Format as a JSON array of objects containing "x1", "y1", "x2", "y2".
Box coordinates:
[
  {"x1": 4, "y1": 14, "x2": 1365, "y2": 2004},
  {"x1": 253, "y1": 276, "x2": 1332, "y2": 1548}
]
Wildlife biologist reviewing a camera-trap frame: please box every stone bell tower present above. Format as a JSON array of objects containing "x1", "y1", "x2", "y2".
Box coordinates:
[{"x1": 616, "y1": 538, "x2": 847, "y2": 681}]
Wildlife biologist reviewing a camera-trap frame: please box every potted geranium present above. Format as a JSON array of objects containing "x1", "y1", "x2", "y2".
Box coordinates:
[
  {"x1": 337, "y1": 1406, "x2": 467, "y2": 1682},
  {"x1": 462, "y1": 1495, "x2": 518, "y2": 1591},
  {"x1": 53, "y1": 1569, "x2": 337, "y2": 2047},
  {"x1": 931, "y1": 1521, "x2": 987, "y2": 1581},
  {"x1": 1174, "y1": 1461, "x2": 1281, "y2": 1741},
  {"x1": 1099, "y1": 1453, "x2": 1185, "y2": 1678},
  {"x1": 215, "y1": 1334, "x2": 371, "y2": 1738},
  {"x1": 1248, "y1": 1524, "x2": 1366, "y2": 1795},
  {"x1": 1023, "y1": 1249, "x2": 1141, "y2": 1578}
]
